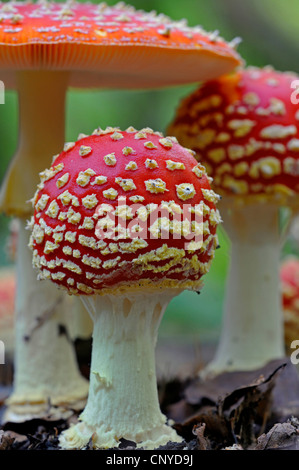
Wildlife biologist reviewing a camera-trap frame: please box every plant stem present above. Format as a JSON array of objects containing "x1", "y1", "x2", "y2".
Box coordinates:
[
  {"x1": 204, "y1": 203, "x2": 285, "y2": 375},
  {"x1": 0, "y1": 70, "x2": 90, "y2": 420},
  {"x1": 5, "y1": 219, "x2": 89, "y2": 422},
  {"x1": 0, "y1": 70, "x2": 69, "y2": 217},
  {"x1": 60, "y1": 291, "x2": 183, "y2": 449}
]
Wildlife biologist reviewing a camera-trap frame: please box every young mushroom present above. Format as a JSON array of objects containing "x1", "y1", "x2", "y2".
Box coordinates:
[
  {"x1": 0, "y1": 0, "x2": 241, "y2": 420},
  {"x1": 28, "y1": 126, "x2": 221, "y2": 449},
  {"x1": 168, "y1": 66, "x2": 299, "y2": 374}
]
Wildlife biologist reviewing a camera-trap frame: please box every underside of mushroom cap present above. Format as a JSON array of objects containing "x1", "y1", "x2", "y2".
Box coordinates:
[
  {"x1": 29, "y1": 126, "x2": 221, "y2": 297},
  {"x1": 0, "y1": 1, "x2": 241, "y2": 89}
]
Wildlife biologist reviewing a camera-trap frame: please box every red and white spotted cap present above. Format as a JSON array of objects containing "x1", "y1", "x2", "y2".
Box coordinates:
[
  {"x1": 0, "y1": 1, "x2": 241, "y2": 89},
  {"x1": 28, "y1": 126, "x2": 222, "y2": 296},
  {"x1": 168, "y1": 66, "x2": 299, "y2": 206}
]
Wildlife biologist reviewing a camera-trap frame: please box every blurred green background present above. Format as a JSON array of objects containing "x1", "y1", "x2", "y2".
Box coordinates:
[{"x1": 0, "y1": 0, "x2": 298, "y2": 343}]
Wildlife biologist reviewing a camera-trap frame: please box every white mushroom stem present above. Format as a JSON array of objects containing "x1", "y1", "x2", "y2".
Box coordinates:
[
  {"x1": 4, "y1": 219, "x2": 89, "y2": 422},
  {"x1": 59, "y1": 290, "x2": 183, "y2": 450},
  {"x1": 0, "y1": 70, "x2": 69, "y2": 216},
  {"x1": 204, "y1": 202, "x2": 285, "y2": 376}
]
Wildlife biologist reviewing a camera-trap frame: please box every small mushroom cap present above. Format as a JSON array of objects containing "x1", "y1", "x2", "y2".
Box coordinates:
[
  {"x1": 281, "y1": 256, "x2": 299, "y2": 348},
  {"x1": 29, "y1": 126, "x2": 222, "y2": 296},
  {"x1": 168, "y1": 66, "x2": 299, "y2": 206},
  {"x1": 0, "y1": 1, "x2": 241, "y2": 89}
]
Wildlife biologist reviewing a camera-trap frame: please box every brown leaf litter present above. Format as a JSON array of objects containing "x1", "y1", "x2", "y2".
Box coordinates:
[{"x1": 1, "y1": 348, "x2": 299, "y2": 450}]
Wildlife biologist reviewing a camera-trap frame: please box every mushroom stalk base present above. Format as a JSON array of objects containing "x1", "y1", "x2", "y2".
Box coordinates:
[
  {"x1": 59, "y1": 291, "x2": 183, "y2": 450},
  {"x1": 5, "y1": 219, "x2": 89, "y2": 422},
  {"x1": 203, "y1": 203, "x2": 285, "y2": 376}
]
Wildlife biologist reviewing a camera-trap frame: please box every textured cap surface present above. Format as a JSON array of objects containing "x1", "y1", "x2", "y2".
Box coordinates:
[
  {"x1": 168, "y1": 66, "x2": 299, "y2": 206},
  {"x1": 0, "y1": 1, "x2": 241, "y2": 89},
  {"x1": 29, "y1": 126, "x2": 221, "y2": 296}
]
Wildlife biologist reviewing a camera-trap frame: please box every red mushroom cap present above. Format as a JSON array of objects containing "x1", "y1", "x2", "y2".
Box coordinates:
[
  {"x1": 281, "y1": 256, "x2": 299, "y2": 347},
  {"x1": 0, "y1": 1, "x2": 241, "y2": 89},
  {"x1": 29, "y1": 127, "x2": 221, "y2": 296},
  {"x1": 168, "y1": 66, "x2": 299, "y2": 206}
]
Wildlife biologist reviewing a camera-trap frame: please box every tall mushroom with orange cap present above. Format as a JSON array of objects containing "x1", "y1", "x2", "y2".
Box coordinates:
[
  {"x1": 28, "y1": 125, "x2": 222, "y2": 449},
  {"x1": 0, "y1": 1, "x2": 241, "y2": 419},
  {"x1": 168, "y1": 66, "x2": 299, "y2": 374}
]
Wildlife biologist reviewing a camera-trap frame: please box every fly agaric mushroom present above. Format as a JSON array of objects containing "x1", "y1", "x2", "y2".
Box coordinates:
[
  {"x1": 0, "y1": 0, "x2": 241, "y2": 217},
  {"x1": 168, "y1": 65, "x2": 299, "y2": 374},
  {"x1": 28, "y1": 126, "x2": 221, "y2": 449},
  {"x1": 280, "y1": 257, "x2": 299, "y2": 352},
  {"x1": 0, "y1": 1, "x2": 241, "y2": 420}
]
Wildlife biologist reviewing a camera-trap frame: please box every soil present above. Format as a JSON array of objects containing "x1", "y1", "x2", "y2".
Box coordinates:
[{"x1": 1, "y1": 339, "x2": 299, "y2": 451}]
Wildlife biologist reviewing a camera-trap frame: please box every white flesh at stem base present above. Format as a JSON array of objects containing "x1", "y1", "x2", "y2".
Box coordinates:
[
  {"x1": 5, "y1": 219, "x2": 89, "y2": 422},
  {"x1": 202, "y1": 203, "x2": 286, "y2": 377},
  {"x1": 59, "y1": 290, "x2": 183, "y2": 450}
]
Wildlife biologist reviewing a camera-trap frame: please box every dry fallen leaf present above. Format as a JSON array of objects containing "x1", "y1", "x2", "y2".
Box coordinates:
[
  {"x1": 192, "y1": 422, "x2": 210, "y2": 450},
  {"x1": 167, "y1": 360, "x2": 287, "y2": 449},
  {"x1": 0, "y1": 430, "x2": 15, "y2": 450},
  {"x1": 254, "y1": 419, "x2": 299, "y2": 450}
]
